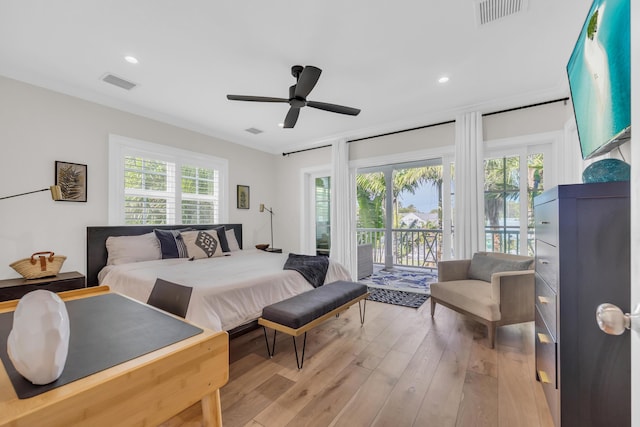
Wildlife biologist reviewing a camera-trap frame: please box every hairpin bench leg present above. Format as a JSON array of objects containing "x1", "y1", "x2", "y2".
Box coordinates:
[
  {"x1": 359, "y1": 299, "x2": 367, "y2": 325},
  {"x1": 262, "y1": 327, "x2": 277, "y2": 358},
  {"x1": 292, "y1": 332, "x2": 307, "y2": 370}
]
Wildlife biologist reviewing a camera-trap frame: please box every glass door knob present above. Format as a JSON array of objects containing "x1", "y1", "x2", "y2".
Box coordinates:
[{"x1": 596, "y1": 303, "x2": 635, "y2": 335}]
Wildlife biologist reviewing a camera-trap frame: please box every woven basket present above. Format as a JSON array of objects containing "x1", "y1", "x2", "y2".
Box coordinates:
[{"x1": 10, "y1": 252, "x2": 67, "y2": 280}]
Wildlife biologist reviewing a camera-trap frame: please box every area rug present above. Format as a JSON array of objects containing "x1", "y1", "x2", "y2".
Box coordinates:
[
  {"x1": 366, "y1": 287, "x2": 430, "y2": 308},
  {"x1": 359, "y1": 266, "x2": 437, "y2": 295}
]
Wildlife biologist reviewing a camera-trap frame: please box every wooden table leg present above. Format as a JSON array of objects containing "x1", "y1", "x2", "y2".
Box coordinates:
[{"x1": 201, "y1": 389, "x2": 223, "y2": 427}]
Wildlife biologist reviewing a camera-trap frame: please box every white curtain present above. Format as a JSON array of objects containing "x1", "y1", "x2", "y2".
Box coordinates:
[
  {"x1": 330, "y1": 139, "x2": 357, "y2": 279},
  {"x1": 454, "y1": 112, "x2": 484, "y2": 259}
]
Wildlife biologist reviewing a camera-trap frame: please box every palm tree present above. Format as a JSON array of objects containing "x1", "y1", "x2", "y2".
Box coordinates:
[{"x1": 357, "y1": 166, "x2": 443, "y2": 228}]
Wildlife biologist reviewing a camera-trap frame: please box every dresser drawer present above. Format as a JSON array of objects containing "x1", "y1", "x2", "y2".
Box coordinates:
[
  {"x1": 535, "y1": 275, "x2": 557, "y2": 340},
  {"x1": 534, "y1": 200, "x2": 557, "y2": 246},
  {"x1": 535, "y1": 240, "x2": 558, "y2": 291},
  {"x1": 535, "y1": 307, "x2": 557, "y2": 389}
]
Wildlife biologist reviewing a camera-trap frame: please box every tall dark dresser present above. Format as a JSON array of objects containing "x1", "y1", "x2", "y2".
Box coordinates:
[{"x1": 534, "y1": 182, "x2": 630, "y2": 427}]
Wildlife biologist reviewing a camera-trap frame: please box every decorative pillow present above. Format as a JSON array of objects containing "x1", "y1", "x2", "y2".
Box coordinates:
[
  {"x1": 181, "y1": 230, "x2": 224, "y2": 259},
  {"x1": 468, "y1": 253, "x2": 532, "y2": 282},
  {"x1": 226, "y1": 229, "x2": 241, "y2": 251},
  {"x1": 154, "y1": 228, "x2": 192, "y2": 259},
  {"x1": 106, "y1": 232, "x2": 161, "y2": 265}
]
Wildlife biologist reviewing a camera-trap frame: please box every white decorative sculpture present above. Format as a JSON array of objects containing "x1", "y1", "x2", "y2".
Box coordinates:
[{"x1": 7, "y1": 290, "x2": 70, "y2": 385}]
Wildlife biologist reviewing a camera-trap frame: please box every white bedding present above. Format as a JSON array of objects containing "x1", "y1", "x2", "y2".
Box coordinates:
[{"x1": 98, "y1": 249, "x2": 351, "y2": 332}]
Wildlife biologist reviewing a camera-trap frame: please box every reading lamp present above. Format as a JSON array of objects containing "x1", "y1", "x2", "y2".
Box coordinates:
[
  {"x1": 259, "y1": 203, "x2": 275, "y2": 250},
  {"x1": 0, "y1": 185, "x2": 62, "y2": 201}
]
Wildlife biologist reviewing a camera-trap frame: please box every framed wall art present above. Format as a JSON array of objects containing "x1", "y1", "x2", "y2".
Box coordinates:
[
  {"x1": 55, "y1": 161, "x2": 87, "y2": 202},
  {"x1": 237, "y1": 185, "x2": 250, "y2": 209}
]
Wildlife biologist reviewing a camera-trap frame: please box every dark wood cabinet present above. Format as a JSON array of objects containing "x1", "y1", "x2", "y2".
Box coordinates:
[
  {"x1": 0, "y1": 271, "x2": 86, "y2": 302},
  {"x1": 534, "y1": 182, "x2": 630, "y2": 427}
]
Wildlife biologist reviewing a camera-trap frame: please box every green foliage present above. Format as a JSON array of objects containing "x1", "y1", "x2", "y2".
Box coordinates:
[
  {"x1": 356, "y1": 166, "x2": 443, "y2": 229},
  {"x1": 587, "y1": 10, "x2": 599, "y2": 40}
]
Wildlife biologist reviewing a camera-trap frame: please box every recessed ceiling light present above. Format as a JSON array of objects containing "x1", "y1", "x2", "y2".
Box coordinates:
[
  {"x1": 278, "y1": 123, "x2": 284, "y2": 128},
  {"x1": 438, "y1": 76, "x2": 450, "y2": 84},
  {"x1": 124, "y1": 56, "x2": 139, "y2": 64}
]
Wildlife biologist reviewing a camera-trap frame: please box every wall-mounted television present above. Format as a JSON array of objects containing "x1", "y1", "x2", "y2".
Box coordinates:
[{"x1": 567, "y1": 0, "x2": 630, "y2": 160}]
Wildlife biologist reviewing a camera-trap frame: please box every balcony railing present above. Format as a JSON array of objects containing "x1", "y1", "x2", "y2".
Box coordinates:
[{"x1": 356, "y1": 226, "x2": 534, "y2": 269}]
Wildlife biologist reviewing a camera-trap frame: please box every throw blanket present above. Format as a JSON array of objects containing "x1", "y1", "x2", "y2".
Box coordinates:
[{"x1": 283, "y1": 253, "x2": 329, "y2": 288}]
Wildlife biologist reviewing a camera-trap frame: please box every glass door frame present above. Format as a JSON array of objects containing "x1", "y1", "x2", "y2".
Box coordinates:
[
  {"x1": 484, "y1": 137, "x2": 555, "y2": 255},
  {"x1": 300, "y1": 166, "x2": 332, "y2": 255}
]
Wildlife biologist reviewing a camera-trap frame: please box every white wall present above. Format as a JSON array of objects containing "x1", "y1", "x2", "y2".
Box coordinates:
[
  {"x1": 274, "y1": 146, "x2": 332, "y2": 253},
  {"x1": 483, "y1": 100, "x2": 572, "y2": 140},
  {"x1": 0, "y1": 76, "x2": 278, "y2": 279},
  {"x1": 349, "y1": 122, "x2": 455, "y2": 160}
]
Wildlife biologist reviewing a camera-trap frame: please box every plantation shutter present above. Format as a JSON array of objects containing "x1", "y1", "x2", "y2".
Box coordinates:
[
  {"x1": 180, "y1": 164, "x2": 219, "y2": 224},
  {"x1": 124, "y1": 156, "x2": 176, "y2": 224}
]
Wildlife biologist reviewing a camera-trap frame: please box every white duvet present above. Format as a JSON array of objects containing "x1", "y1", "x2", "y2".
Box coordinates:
[{"x1": 98, "y1": 249, "x2": 351, "y2": 332}]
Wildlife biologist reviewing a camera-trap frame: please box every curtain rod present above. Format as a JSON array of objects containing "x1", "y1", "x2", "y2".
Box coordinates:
[
  {"x1": 282, "y1": 144, "x2": 332, "y2": 156},
  {"x1": 281, "y1": 97, "x2": 570, "y2": 156}
]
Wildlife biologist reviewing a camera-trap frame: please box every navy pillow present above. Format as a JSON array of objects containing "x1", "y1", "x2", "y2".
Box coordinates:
[
  {"x1": 154, "y1": 229, "x2": 192, "y2": 259},
  {"x1": 211, "y1": 226, "x2": 230, "y2": 253}
]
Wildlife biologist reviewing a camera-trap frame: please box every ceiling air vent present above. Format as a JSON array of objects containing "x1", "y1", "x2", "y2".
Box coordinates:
[
  {"x1": 245, "y1": 127, "x2": 263, "y2": 135},
  {"x1": 101, "y1": 73, "x2": 137, "y2": 90},
  {"x1": 475, "y1": 0, "x2": 528, "y2": 26}
]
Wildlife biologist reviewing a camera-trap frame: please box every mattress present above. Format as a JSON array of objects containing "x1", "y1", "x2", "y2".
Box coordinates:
[{"x1": 98, "y1": 249, "x2": 351, "y2": 331}]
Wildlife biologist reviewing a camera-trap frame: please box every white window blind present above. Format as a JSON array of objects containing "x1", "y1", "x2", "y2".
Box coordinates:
[{"x1": 109, "y1": 135, "x2": 228, "y2": 225}]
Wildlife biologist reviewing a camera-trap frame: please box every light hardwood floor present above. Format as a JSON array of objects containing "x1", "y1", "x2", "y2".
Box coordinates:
[{"x1": 160, "y1": 300, "x2": 554, "y2": 427}]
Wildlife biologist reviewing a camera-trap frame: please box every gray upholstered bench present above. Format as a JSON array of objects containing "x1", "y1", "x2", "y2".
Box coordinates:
[{"x1": 258, "y1": 280, "x2": 369, "y2": 369}]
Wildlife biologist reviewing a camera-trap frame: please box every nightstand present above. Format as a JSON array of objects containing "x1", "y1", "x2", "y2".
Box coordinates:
[{"x1": 0, "y1": 271, "x2": 86, "y2": 302}]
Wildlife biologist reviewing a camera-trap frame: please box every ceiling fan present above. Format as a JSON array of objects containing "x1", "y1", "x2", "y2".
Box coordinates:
[{"x1": 226, "y1": 65, "x2": 361, "y2": 129}]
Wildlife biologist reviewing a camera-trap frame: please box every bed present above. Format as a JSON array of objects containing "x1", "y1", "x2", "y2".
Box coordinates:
[{"x1": 86, "y1": 224, "x2": 351, "y2": 333}]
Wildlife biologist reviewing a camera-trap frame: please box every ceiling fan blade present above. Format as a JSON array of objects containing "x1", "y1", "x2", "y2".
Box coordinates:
[
  {"x1": 294, "y1": 66, "x2": 322, "y2": 99},
  {"x1": 307, "y1": 101, "x2": 361, "y2": 116},
  {"x1": 283, "y1": 107, "x2": 300, "y2": 128},
  {"x1": 227, "y1": 95, "x2": 288, "y2": 103}
]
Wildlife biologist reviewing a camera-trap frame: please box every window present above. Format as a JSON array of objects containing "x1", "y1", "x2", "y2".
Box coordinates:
[{"x1": 109, "y1": 135, "x2": 228, "y2": 225}]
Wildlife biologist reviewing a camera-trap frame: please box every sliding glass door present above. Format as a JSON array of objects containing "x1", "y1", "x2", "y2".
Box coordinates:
[
  {"x1": 356, "y1": 158, "x2": 451, "y2": 269},
  {"x1": 314, "y1": 176, "x2": 331, "y2": 255}
]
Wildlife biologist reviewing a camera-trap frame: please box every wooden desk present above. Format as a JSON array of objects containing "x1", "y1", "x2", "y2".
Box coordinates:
[{"x1": 0, "y1": 286, "x2": 229, "y2": 427}]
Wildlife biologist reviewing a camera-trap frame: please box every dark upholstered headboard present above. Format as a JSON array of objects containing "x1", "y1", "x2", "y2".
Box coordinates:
[{"x1": 86, "y1": 224, "x2": 243, "y2": 286}]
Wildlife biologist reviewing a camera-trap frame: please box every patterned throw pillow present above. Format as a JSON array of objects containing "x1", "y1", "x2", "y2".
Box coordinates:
[{"x1": 180, "y1": 230, "x2": 224, "y2": 259}]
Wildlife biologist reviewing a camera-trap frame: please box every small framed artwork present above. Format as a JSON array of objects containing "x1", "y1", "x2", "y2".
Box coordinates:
[
  {"x1": 237, "y1": 185, "x2": 250, "y2": 209},
  {"x1": 55, "y1": 161, "x2": 87, "y2": 202}
]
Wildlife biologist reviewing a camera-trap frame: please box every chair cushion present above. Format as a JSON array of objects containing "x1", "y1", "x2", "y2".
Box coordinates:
[
  {"x1": 431, "y1": 279, "x2": 501, "y2": 321},
  {"x1": 468, "y1": 253, "x2": 532, "y2": 283},
  {"x1": 261, "y1": 281, "x2": 367, "y2": 329}
]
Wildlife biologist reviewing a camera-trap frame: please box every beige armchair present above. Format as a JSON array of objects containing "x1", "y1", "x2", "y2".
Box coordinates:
[{"x1": 430, "y1": 251, "x2": 534, "y2": 348}]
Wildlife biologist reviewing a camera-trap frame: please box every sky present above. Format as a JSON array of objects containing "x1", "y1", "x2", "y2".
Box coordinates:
[{"x1": 397, "y1": 181, "x2": 439, "y2": 213}]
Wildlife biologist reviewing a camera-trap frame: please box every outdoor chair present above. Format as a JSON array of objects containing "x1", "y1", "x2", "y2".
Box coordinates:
[
  {"x1": 357, "y1": 244, "x2": 373, "y2": 279},
  {"x1": 430, "y1": 251, "x2": 534, "y2": 348}
]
